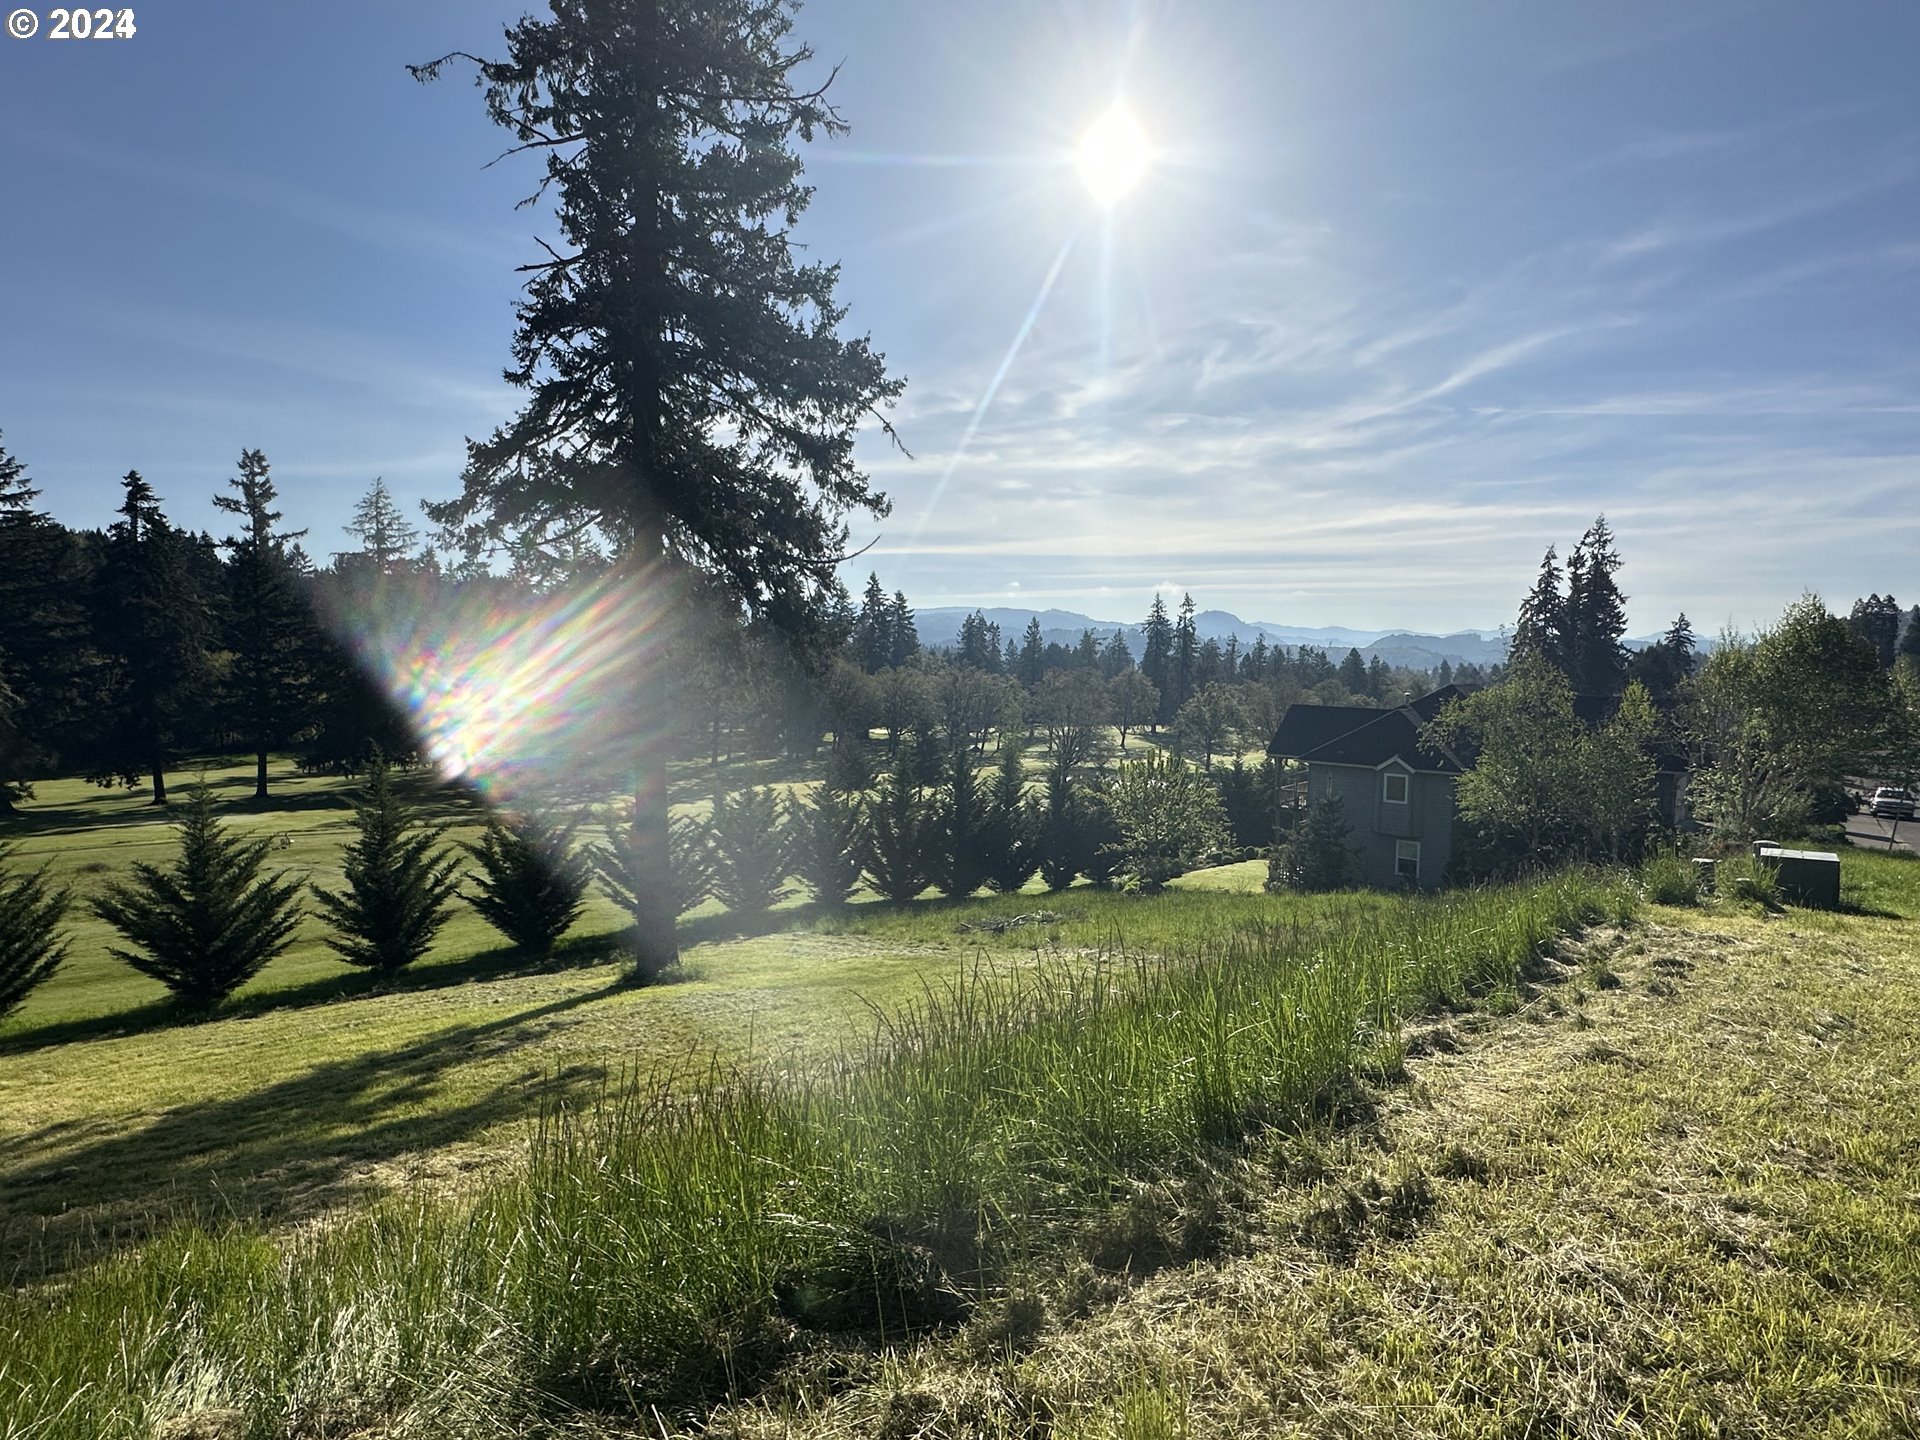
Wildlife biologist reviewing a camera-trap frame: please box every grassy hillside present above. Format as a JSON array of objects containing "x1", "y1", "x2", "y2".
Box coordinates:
[{"x1": 3, "y1": 760, "x2": 1916, "y2": 1438}]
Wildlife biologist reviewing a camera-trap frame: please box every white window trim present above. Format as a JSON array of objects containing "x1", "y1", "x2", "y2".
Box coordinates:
[
  {"x1": 1382, "y1": 769, "x2": 1410, "y2": 805},
  {"x1": 1395, "y1": 839, "x2": 1421, "y2": 882}
]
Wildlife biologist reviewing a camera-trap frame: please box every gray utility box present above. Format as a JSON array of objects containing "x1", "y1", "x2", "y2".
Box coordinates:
[{"x1": 1756, "y1": 847, "x2": 1841, "y2": 909}]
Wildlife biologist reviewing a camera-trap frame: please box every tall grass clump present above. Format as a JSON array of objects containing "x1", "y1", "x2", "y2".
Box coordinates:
[
  {"x1": 0, "y1": 869, "x2": 1634, "y2": 1437},
  {"x1": 1641, "y1": 850, "x2": 1701, "y2": 906}
]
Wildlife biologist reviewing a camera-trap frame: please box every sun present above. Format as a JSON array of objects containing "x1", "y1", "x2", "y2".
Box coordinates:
[{"x1": 1075, "y1": 105, "x2": 1150, "y2": 207}]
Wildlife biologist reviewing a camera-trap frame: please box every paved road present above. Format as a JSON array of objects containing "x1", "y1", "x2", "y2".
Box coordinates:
[{"x1": 1843, "y1": 812, "x2": 1920, "y2": 856}]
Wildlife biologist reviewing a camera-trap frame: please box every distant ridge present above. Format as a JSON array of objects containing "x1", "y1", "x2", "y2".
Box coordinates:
[{"x1": 912, "y1": 606, "x2": 1510, "y2": 668}]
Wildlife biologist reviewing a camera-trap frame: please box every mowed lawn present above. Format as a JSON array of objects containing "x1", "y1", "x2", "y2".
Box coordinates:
[{"x1": 0, "y1": 754, "x2": 1276, "y2": 1277}]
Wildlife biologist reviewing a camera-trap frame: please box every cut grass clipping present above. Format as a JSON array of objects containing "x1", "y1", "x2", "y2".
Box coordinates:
[{"x1": 0, "y1": 870, "x2": 1631, "y2": 1438}]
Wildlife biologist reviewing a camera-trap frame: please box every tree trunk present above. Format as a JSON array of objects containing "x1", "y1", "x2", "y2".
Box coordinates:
[
  {"x1": 151, "y1": 757, "x2": 168, "y2": 806},
  {"x1": 255, "y1": 744, "x2": 269, "y2": 802}
]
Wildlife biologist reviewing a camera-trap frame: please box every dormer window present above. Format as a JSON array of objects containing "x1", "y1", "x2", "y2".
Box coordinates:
[{"x1": 1382, "y1": 770, "x2": 1409, "y2": 805}]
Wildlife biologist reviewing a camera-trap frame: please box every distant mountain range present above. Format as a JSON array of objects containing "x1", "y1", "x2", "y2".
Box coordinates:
[
  {"x1": 913, "y1": 606, "x2": 1511, "y2": 669},
  {"x1": 912, "y1": 606, "x2": 1679, "y2": 671}
]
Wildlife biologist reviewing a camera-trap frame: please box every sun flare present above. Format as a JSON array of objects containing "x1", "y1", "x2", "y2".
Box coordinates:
[{"x1": 1075, "y1": 105, "x2": 1150, "y2": 207}]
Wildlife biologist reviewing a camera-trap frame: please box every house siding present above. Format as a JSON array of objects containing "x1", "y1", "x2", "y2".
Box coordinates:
[{"x1": 1305, "y1": 762, "x2": 1455, "y2": 890}]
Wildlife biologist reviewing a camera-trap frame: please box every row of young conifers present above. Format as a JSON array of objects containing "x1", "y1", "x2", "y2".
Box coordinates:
[
  {"x1": 0, "y1": 869, "x2": 1636, "y2": 1439},
  {"x1": 0, "y1": 739, "x2": 1250, "y2": 1021}
]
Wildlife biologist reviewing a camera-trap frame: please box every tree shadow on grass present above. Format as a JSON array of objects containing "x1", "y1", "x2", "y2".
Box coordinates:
[
  {"x1": 0, "y1": 929, "x2": 634, "y2": 1058},
  {"x1": 0, "y1": 974, "x2": 629, "y2": 1284}
]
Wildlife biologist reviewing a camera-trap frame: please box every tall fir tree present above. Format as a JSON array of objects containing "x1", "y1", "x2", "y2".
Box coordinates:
[
  {"x1": 1566, "y1": 517, "x2": 1629, "y2": 695},
  {"x1": 1512, "y1": 545, "x2": 1568, "y2": 678},
  {"x1": 89, "y1": 473, "x2": 213, "y2": 805},
  {"x1": 0, "y1": 434, "x2": 87, "y2": 814},
  {"x1": 886, "y1": 589, "x2": 919, "y2": 667},
  {"x1": 1169, "y1": 593, "x2": 1199, "y2": 718},
  {"x1": 1140, "y1": 594, "x2": 1173, "y2": 726},
  {"x1": 214, "y1": 449, "x2": 314, "y2": 801},
  {"x1": 413, "y1": 0, "x2": 903, "y2": 974},
  {"x1": 853, "y1": 572, "x2": 891, "y2": 673},
  {"x1": 339, "y1": 478, "x2": 421, "y2": 575},
  {"x1": 1100, "y1": 628, "x2": 1133, "y2": 679},
  {"x1": 1338, "y1": 647, "x2": 1368, "y2": 695},
  {"x1": 1017, "y1": 616, "x2": 1046, "y2": 687}
]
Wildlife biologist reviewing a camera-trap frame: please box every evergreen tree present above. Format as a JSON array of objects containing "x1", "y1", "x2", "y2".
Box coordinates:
[
  {"x1": 1140, "y1": 594, "x2": 1173, "y2": 724},
  {"x1": 214, "y1": 449, "x2": 313, "y2": 801},
  {"x1": 89, "y1": 473, "x2": 214, "y2": 805},
  {"x1": 930, "y1": 743, "x2": 991, "y2": 898},
  {"x1": 0, "y1": 434, "x2": 87, "y2": 814},
  {"x1": 340, "y1": 478, "x2": 420, "y2": 575},
  {"x1": 0, "y1": 843, "x2": 72, "y2": 1022},
  {"x1": 1512, "y1": 545, "x2": 1568, "y2": 677},
  {"x1": 462, "y1": 809, "x2": 591, "y2": 956},
  {"x1": 91, "y1": 786, "x2": 303, "y2": 1006},
  {"x1": 1847, "y1": 594, "x2": 1901, "y2": 669},
  {"x1": 886, "y1": 589, "x2": 919, "y2": 667},
  {"x1": 1215, "y1": 754, "x2": 1281, "y2": 850},
  {"x1": 414, "y1": 0, "x2": 903, "y2": 976},
  {"x1": 1366, "y1": 654, "x2": 1391, "y2": 702},
  {"x1": 591, "y1": 804, "x2": 710, "y2": 970},
  {"x1": 853, "y1": 572, "x2": 891, "y2": 673},
  {"x1": 1566, "y1": 517, "x2": 1629, "y2": 695},
  {"x1": 705, "y1": 786, "x2": 791, "y2": 916},
  {"x1": 1074, "y1": 629, "x2": 1102, "y2": 671},
  {"x1": 1244, "y1": 635, "x2": 1269, "y2": 683},
  {"x1": 1436, "y1": 657, "x2": 1454, "y2": 687},
  {"x1": 1899, "y1": 606, "x2": 1920, "y2": 671},
  {"x1": 958, "y1": 611, "x2": 999, "y2": 671},
  {"x1": 1100, "y1": 628, "x2": 1133, "y2": 679},
  {"x1": 311, "y1": 752, "x2": 462, "y2": 974},
  {"x1": 1284, "y1": 794, "x2": 1358, "y2": 892},
  {"x1": 1338, "y1": 647, "x2": 1368, "y2": 695},
  {"x1": 981, "y1": 738, "x2": 1036, "y2": 892},
  {"x1": 787, "y1": 786, "x2": 863, "y2": 906},
  {"x1": 1034, "y1": 754, "x2": 1091, "y2": 890},
  {"x1": 1017, "y1": 617, "x2": 1046, "y2": 687},
  {"x1": 1628, "y1": 611, "x2": 1697, "y2": 700},
  {"x1": 1169, "y1": 593, "x2": 1199, "y2": 718},
  {"x1": 861, "y1": 740, "x2": 930, "y2": 902}
]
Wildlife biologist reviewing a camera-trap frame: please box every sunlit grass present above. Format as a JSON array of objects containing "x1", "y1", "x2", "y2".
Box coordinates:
[{"x1": 0, "y1": 871, "x2": 1631, "y2": 1437}]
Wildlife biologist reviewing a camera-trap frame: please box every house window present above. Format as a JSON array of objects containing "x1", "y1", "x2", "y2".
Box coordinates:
[
  {"x1": 1395, "y1": 840, "x2": 1421, "y2": 883},
  {"x1": 1382, "y1": 770, "x2": 1410, "y2": 805}
]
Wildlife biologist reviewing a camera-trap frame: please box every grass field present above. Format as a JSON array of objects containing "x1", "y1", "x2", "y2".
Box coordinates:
[{"x1": 3, "y1": 758, "x2": 1917, "y2": 1438}]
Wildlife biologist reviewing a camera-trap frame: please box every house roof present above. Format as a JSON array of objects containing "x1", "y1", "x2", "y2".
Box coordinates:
[{"x1": 1267, "y1": 687, "x2": 1469, "y2": 773}]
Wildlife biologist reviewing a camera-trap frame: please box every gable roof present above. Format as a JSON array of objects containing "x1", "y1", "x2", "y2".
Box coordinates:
[{"x1": 1267, "y1": 687, "x2": 1469, "y2": 774}]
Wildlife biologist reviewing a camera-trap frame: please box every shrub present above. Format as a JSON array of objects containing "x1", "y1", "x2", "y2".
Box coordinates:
[
  {"x1": 1034, "y1": 756, "x2": 1091, "y2": 890},
  {"x1": 1640, "y1": 852, "x2": 1700, "y2": 906},
  {"x1": 705, "y1": 787, "x2": 791, "y2": 917},
  {"x1": 590, "y1": 804, "x2": 711, "y2": 948},
  {"x1": 1280, "y1": 793, "x2": 1358, "y2": 892},
  {"x1": 861, "y1": 741, "x2": 931, "y2": 903},
  {"x1": 1106, "y1": 749, "x2": 1230, "y2": 893},
  {"x1": 982, "y1": 740, "x2": 1037, "y2": 894},
  {"x1": 0, "y1": 844, "x2": 72, "y2": 1022},
  {"x1": 310, "y1": 752, "x2": 462, "y2": 975},
  {"x1": 92, "y1": 786, "x2": 303, "y2": 1007},
  {"x1": 930, "y1": 745, "x2": 992, "y2": 899},
  {"x1": 787, "y1": 788, "x2": 864, "y2": 907},
  {"x1": 463, "y1": 809, "x2": 591, "y2": 956}
]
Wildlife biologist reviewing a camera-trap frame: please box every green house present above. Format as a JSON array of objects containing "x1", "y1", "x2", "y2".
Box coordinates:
[{"x1": 1267, "y1": 687, "x2": 1469, "y2": 890}]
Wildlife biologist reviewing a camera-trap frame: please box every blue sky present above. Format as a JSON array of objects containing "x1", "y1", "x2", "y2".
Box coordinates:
[{"x1": 2, "y1": 1, "x2": 1916, "y2": 635}]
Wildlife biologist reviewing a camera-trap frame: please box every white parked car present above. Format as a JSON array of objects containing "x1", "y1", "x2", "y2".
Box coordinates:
[{"x1": 1867, "y1": 787, "x2": 1916, "y2": 819}]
